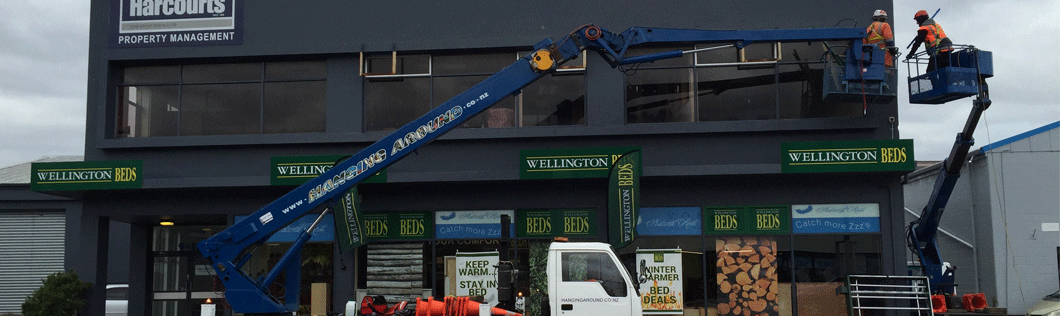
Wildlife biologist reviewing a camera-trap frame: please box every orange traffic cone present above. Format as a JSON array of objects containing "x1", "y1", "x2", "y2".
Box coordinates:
[
  {"x1": 962, "y1": 293, "x2": 987, "y2": 312},
  {"x1": 415, "y1": 296, "x2": 522, "y2": 316},
  {"x1": 931, "y1": 295, "x2": 948, "y2": 313}
]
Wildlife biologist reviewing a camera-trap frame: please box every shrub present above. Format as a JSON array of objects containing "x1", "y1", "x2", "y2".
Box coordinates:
[{"x1": 21, "y1": 271, "x2": 92, "y2": 316}]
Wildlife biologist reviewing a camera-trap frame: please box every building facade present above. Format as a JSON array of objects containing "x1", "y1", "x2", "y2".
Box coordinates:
[
  {"x1": 62, "y1": 1, "x2": 913, "y2": 315},
  {"x1": 0, "y1": 157, "x2": 79, "y2": 314},
  {"x1": 904, "y1": 121, "x2": 1060, "y2": 315}
]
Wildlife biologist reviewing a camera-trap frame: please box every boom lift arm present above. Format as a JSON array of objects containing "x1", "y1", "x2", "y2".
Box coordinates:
[
  {"x1": 905, "y1": 47, "x2": 992, "y2": 295},
  {"x1": 197, "y1": 24, "x2": 881, "y2": 314}
]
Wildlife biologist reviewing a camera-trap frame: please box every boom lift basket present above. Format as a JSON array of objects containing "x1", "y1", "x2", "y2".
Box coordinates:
[
  {"x1": 822, "y1": 44, "x2": 898, "y2": 103},
  {"x1": 906, "y1": 46, "x2": 993, "y2": 104}
]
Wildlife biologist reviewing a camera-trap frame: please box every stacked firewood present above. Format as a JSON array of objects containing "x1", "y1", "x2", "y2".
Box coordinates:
[{"x1": 715, "y1": 237, "x2": 779, "y2": 316}]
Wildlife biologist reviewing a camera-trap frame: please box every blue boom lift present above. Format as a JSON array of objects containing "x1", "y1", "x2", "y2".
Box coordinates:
[
  {"x1": 197, "y1": 24, "x2": 895, "y2": 315},
  {"x1": 904, "y1": 44, "x2": 993, "y2": 295}
]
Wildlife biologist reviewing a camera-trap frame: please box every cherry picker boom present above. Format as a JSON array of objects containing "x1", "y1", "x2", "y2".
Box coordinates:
[
  {"x1": 904, "y1": 45, "x2": 993, "y2": 295},
  {"x1": 197, "y1": 24, "x2": 891, "y2": 315}
]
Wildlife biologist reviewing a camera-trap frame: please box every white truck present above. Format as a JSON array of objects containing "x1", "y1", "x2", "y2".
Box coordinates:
[
  {"x1": 544, "y1": 242, "x2": 642, "y2": 316},
  {"x1": 350, "y1": 241, "x2": 642, "y2": 316}
]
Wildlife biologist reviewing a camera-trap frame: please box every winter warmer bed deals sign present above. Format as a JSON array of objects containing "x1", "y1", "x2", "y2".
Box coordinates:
[
  {"x1": 456, "y1": 251, "x2": 500, "y2": 306},
  {"x1": 637, "y1": 249, "x2": 683, "y2": 314}
]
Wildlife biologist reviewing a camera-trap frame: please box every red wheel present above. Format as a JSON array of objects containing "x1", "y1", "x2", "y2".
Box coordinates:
[{"x1": 584, "y1": 26, "x2": 602, "y2": 40}]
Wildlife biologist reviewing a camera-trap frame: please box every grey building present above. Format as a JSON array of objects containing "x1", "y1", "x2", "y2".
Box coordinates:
[
  {"x1": 0, "y1": 156, "x2": 131, "y2": 315},
  {"x1": 57, "y1": 0, "x2": 922, "y2": 315},
  {"x1": 0, "y1": 157, "x2": 78, "y2": 314},
  {"x1": 904, "y1": 121, "x2": 1060, "y2": 314}
]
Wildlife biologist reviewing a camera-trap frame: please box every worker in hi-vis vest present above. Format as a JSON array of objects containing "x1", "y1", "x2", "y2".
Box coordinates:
[
  {"x1": 907, "y1": 9, "x2": 953, "y2": 72},
  {"x1": 865, "y1": 9, "x2": 897, "y2": 67}
]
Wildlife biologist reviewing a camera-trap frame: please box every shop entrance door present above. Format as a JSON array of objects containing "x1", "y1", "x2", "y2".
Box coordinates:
[{"x1": 152, "y1": 225, "x2": 226, "y2": 316}]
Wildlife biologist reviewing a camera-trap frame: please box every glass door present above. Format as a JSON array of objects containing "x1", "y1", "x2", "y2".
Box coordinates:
[{"x1": 152, "y1": 226, "x2": 227, "y2": 316}]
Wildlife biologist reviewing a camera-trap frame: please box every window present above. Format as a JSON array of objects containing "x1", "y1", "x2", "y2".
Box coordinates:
[
  {"x1": 625, "y1": 42, "x2": 866, "y2": 123},
  {"x1": 710, "y1": 236, "x2": 791, "y2": 316},
  {"x1": 792, "y1": 234, "x2": 881, "y2": 316},
  {"x1": 117, "y1": 61, "x2": 326, "y2": 137},
  {"x1": 363, "y1": 51, "x2": 585, "y2": 131},
  {"x1": 151, "y1": 225, "x2": 227, "y2": 316},
  {"x1": 561, "y1": 251, "x2": 627, "y2": 297}
]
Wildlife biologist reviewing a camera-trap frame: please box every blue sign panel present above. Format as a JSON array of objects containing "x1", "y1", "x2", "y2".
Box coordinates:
[
  {"x1": 435, "y1": 210, "x2": 516, "y2": 239},
  {"x1": 236, "y1": 214, "x2": 334, "y2": 242},
  {"x1": 791, "y1": 204, "x2": 880, "y2": 234},
  {"x1": 637, "y1": 207, "x2": 702, "y2": 236}
]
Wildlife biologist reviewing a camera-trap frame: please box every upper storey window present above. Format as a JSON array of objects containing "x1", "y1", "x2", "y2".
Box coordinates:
[
  {"x1": 362, "y1": 51, "x2": 585, "y2": 132},
  {"x1": 117, "y1": 61, "x2": 326, "y2": 138},
  {"x1": 625, "y1": 41, "x2": 864, "y2": 124}
]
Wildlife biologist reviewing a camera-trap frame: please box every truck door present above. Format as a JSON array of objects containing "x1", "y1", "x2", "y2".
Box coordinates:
[{"x1": 552, "y1": 250, "x2": 637, "y2": 316}]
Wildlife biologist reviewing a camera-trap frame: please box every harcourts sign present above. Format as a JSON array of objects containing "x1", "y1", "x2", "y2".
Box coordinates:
[
  {"x1": 111, "y1": 0, "x2": 242, "y2": 48},
  {"x1": 781, "y1": 139, "x2": 914, "y2": 173},
  {"x1": 31, "y1": 160, "x2": 143, "y2": 191}
]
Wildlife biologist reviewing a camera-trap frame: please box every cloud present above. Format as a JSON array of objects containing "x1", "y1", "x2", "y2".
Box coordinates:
[
  {"x1": 894, "y1": 0, "x2": 1060, "y2": 160},
  {"x1": 0, "y1": 1, "x2": 89, "y2": 167}
]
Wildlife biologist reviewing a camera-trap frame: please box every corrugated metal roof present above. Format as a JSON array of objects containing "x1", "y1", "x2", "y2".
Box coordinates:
[{"x1": 0, "y1": 156, "x2": 83, "y2": 184}]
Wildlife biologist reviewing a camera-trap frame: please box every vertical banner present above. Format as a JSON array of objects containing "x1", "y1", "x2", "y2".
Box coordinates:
[
  {"x1": 456, "y1": 251, "x2": 500, "y2": 306},
  {"x1": 608, "y1": 150, "x2": 640, "y2": 249},
  {"x1": 333, "y1": 187, "x2": 365, "y2": 251},
  {"x1": 637, "y1": 249, "x2": 684, "y2": 314}
]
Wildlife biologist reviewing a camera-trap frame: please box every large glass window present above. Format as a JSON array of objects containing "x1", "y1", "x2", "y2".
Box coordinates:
[
  {"x1": 625, "y1": 42, "x2": 867, "y2": 123},
  {"x1": 709, "y1": 236, "x2": 792, "y2": 316},
  {"x1": 363, "y1": 51, "x2": 585, "y2": 131},
  {"x1": 118, "y1": 61, "x2": 326, "y2": 137},
  {"x1": 792, "y1": 234, "x2": 882, "y2": 316},
  {"x1": 561, "y1": 251, "x2": 627, "y2": 297}
]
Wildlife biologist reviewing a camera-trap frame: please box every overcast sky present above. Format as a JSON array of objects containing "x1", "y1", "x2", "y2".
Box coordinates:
[{"x1": 1, "y1": 1, "x2": 1057, "y2": 168}]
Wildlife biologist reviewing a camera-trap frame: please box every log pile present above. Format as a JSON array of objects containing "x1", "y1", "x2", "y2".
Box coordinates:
[
  {"x1": 366, "y1": 243, "x2": 424, "y2": 304},
  {"x1": 715, "y1": 237, "x2": 779, "y2": 316}
]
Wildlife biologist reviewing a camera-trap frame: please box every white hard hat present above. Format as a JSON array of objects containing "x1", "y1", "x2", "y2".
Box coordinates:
[{"x1": 873, "y1": 10, "x2": 888, "y2": 18}]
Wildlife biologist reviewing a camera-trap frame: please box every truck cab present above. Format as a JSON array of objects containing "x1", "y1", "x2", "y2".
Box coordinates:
[{"x1": 547, "y1": 242, "x2": 642, "y2": 316}]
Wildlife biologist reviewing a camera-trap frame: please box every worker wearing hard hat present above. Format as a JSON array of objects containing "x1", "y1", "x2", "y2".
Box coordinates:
[
  {"x1": 864, "y1": 10, "x2": 897, "y2": 67},
  {"x1": 906, "y1": 9, "x2": 953, "y2": 72}
]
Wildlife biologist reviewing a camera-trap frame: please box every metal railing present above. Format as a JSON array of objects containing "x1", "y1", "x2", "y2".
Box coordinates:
[{"x1": 842, "y1": 275, "x2": 934, "y2": 316}]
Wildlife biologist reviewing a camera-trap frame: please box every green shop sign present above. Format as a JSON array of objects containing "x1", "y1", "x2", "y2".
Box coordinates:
[
  {"x1": 781, "y1": 139, "x2": 915, "y2": 173},
  {"x1": 362, "y1": 212, "x2": 433, "y2": 240},
  {"x1": 517, "y1": 209, "x2": 597, "y2": 238},
  {"x1": 703, "y1": 206, "x2": 790, "y2": 235},
  {"x1": 31, "y1": 160, "x2": 142, "y2": 191},
  {"x1": 520, "y1": 147, "x2": 639, "y2": 179},
  {"x1": 271, "y1": 155, "x2": 386, "y2": 186}
]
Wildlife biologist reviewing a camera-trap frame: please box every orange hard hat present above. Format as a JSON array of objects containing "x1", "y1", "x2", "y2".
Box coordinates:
[{"x1": 915, "y1": 10, "x2": 929, "y2": 19}]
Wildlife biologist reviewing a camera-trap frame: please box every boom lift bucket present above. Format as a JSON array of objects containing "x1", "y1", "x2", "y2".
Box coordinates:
[
  {"x1": 906, "y1": 46, "x2": 993, "y2": 104},
  {"x1": 822, "y1": 42, "x2": 899, "y2": 103}
]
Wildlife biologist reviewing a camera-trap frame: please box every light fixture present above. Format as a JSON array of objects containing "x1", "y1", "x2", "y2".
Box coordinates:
[{"x1": 160, "y1": 221, "x2": 175, "y2": 226}]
